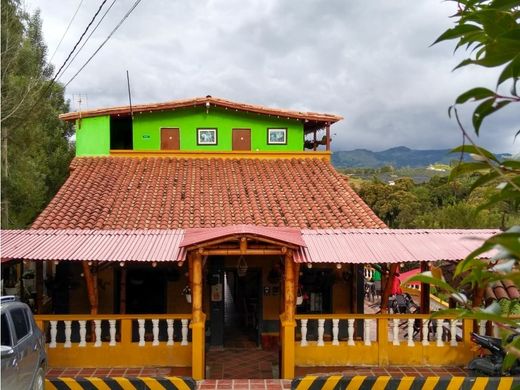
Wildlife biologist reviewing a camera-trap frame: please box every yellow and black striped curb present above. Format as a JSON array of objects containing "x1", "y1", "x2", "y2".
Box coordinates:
[
  {"x1": 291, "y1": 375, "x2": 520, "y2": 390},
  {"x1": 45, "y1": 376, "x2": 196, "y2": 390}
]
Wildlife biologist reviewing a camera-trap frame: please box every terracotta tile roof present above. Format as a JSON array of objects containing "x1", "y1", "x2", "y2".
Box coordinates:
[
  {"x1": 485, "y1": 280, "x2": 520, "y2": 302},
  {"x1": 32, "y1": 157, "x2": 385, "y2": 230},
  {"x1": 58, "y1": 96, "x2": 343, "y2": 126}
]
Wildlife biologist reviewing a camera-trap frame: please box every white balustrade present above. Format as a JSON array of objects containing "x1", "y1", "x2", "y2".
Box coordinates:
[
  {"x1": 392, "y1": 318, "x2": 400, "y2": 346},
  {"x1": 300, "y1": 319, "x2": 308, "y2": 347},
  {"x1": 138, "y1": 319, "x2": 146, "y2": 346},
  {"x1": 317, "y1": 319, "x2": 325, "y2": 346},
  {"x1": 479, "y1": 320, "x2": 487, "y2": 336},
  {"x1": 364, "y1": 319, "x2": 371, "y2": 346},
  {"x1": 109, "y1": 320, "x2": 116, "y2": 346},
  {"x1": 436, "y1": 320, "x2": 444, "y2": 347},
  {"x1": 347, "y1": 319, "x2": 354, "y2": 345},
  {"x1": 152, "y1": 319, "x2": 160, "y2": 346},
  {"x1": 422, "y1": 320, "x2": 429, "y2": 346},
  {"x1": 181, "y1": 319, "x2": 189, "y2": 345},
  {"x1": 407, "y1": 319, "x2": 414, "y2": 347},
  {"x1": 79, "y1": 320, "x2": 86, "y2": 347},
  {"x1": 450, "y1": 319, "x2": 458, "y2": 346},
  {"x1": 64, "y1": 321, "x2": 72, "y2": 348},
  {"x1": 167, "y1": 319, "x2": 174, "y2": 346},
  {"x1": 94, "y1": 320, "x2": 102, "y2": 347},
  {"x1": 332, "y1": 319, "x2": 339, "y2": 346},
  {"x1": 49, "y1": 321, "x2": 57, "y2": 348}
]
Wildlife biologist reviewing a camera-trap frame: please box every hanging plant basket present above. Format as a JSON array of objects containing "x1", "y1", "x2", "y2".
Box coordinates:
[
  {"x1": 182, "y1": 285, "x2": 192, "y2": 303},
  {"x1": 296, "y1": 287, "x2": 304, "y2": 305}
]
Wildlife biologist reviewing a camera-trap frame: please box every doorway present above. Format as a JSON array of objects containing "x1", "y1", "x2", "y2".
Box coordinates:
[
  {"x1": 125, "y1": 268, "x2": 166, "y2": 314},
  {"x1": 222, "y1": 268, "x2": 261, "y2": 348},
  {"x1": 161, "y1": 128, "x2": 180, "y2": 150},
  {"x1": 232, "y1": 129, "x2": 251, "y2": 151}
]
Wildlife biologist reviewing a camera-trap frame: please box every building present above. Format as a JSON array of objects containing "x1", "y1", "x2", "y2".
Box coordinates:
[{"x1": 1, "y1": 96, "x2": 498, "y2": 379}]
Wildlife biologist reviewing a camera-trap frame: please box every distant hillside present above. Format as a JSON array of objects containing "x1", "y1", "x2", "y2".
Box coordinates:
[{"x1": 331, "y1": 146, "x2": 511, "y2": 168}]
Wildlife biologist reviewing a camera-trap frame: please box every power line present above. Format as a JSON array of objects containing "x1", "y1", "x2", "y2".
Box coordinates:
[
  {"x1": 64, "y1": 0, "x2": 143, "y2": 87},
  {"x1": 57, "y1": 0, "x2": 118, "y2": 81},
  {"x1": 48, "y1": 0, "x2": 85, "y2": 64}
]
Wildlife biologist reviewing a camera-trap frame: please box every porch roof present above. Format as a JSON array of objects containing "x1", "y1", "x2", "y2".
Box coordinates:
[
  {"x1": 1, "y1": 227, "x2": 498, "y2": 264},
  {"x1": 294, "y1": 228, "x2": 499, "y2": 264}
]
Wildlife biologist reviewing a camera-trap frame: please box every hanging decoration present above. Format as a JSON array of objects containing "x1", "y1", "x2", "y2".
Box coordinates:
[{"x1": 237, "y1": 255, "x2": 248, "y2": 277}]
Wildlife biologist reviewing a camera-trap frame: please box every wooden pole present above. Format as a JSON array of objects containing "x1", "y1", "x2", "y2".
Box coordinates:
[
  {"x1": 380, "y1": 263, "x2": 399, "y2": 313},
  {"x1": 420, "y1": 261, "x2": 430, "y2": 314},
  {"x1": 82, "y1": 262, "x2": 98, "y2": 315},
  {"x1": 192, "y1": 251, "x2": 203, "y2": 324},
  {"x1": 325, "y1": 124, "x2": 331, "y2": 151},
  {"x1": 120, "y1": 267, "x2": 127, "y2": 314},
  {"x1": 284, "y1": 250, "x2": 295, "y2": 321},
  {"x1": 313, "y1": 129, "x2": 317, "y2": 151}
]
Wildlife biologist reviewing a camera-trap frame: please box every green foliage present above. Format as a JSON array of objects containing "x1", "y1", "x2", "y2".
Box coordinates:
[{"x1": 1, "y1": 0, "x2": 74, "y2": 228}]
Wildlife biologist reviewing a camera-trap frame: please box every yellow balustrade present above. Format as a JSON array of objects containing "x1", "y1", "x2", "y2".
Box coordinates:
[
  {"x1": 34, "y1": 314, "x2": 192, "y2": 368},
  {"x1": 293, "y1": 314, "x2": 476, "y2": 369}
]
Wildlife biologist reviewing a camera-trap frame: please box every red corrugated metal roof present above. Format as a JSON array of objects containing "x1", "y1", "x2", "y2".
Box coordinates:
[
  {"x1": 1, "y1": 229, "x2": 186, "y2": 263},
  {"x1": 294, "y1": 229, "x2": 499, "y2": 264},
  {"x1": 180, "y1": 225, "x2": 305, "y2": 248}
]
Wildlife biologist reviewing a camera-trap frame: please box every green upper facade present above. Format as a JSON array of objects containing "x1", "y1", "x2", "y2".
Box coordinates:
[{"x1": 62, "y1": 96, "x2": 342, "y2": 157}]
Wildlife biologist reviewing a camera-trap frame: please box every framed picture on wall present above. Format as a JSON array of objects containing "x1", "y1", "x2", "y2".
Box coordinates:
[
  {"x1": 267, "y1": 128, "x2": 287, "y2": 145},
  {"x1": 197, "y1": 128, "x2": 217, "y2": 145}
]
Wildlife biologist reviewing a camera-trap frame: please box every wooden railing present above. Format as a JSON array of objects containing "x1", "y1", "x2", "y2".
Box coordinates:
[
  {"x1": 293, "y1": 314, "x2": 476, "y2": 367},
  {"x1": 35, "y1": 314, "x2": 192, "y2": 368}
]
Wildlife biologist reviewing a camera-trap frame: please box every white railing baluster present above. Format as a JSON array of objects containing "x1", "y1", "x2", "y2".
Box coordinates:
[
  {"x1": 407, "y1": 319, "x2": 414, "y2": 347},
  {"x1": 138, "y1": 319, "x2": 145, "y2": 346},
  {"x1": 49, "y1": 321, "x2": 57, "y2": 348},
  {"x1": 167, "y1": 319, "x2": 174, "y2": 346},
  {"x1": 300, "y1": 319, "x2": 308, "y2": 347},
  {"x1": 317, "y1": 319, "x2": 325, "y2": 346},
  {"x1": 79, "y1": 320, "x2": 86, "y2": 347},
  {"x1": 109, "y1": 320, "x2": 116, "y2": 346},
  {"x1": 64, "y1": 321, "x2": 72, "y2": 348},
  {"x1": 450, "y1": 319, "x2": 458, "y2": 346},
  {"x1": 332, "y1": 319, "x2": 339, "y2": 346},
  {"x1": 347, "y1": 319, "x2": 355, "y2": 346},
  {"x1": 181, "y1": 319, "x2": 189, "y2": 345},
  {"x1": 479, "y1": 320, "x2": 486, "y2": 336},
  {"x1": 422, "y1": 320, "x2": 429, "y2": 346},
  {"x1": 392, "y1": 318, "x2": 400, "y2": 346},
  {"x1": 152, "y1": 319, "x2": 159, "y2": 346},
  {"x1": 94, "y1": 320, "x2": 102, "y2": 347},
  {"x1": 364, "y1": 319, "x2": 371, "y2": 346},
  {"x1": 436, "y1": 319, "x2": 444, "y2": 347}
]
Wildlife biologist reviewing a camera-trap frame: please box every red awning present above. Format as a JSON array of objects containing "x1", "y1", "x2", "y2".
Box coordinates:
[
  {"x1": 294, "y1": 229, "x2": 499, "y2": 264},
  {"x1": 180, "y1": 225, "x2": 305, "y2": 248},
  {"x1": 1, "y1": 229, "x2": 186, "y2": 263}
]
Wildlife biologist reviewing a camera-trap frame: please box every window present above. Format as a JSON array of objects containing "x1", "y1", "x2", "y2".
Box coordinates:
[
  {"x1": 197, "y1": 128, "x2": 217, "y2": 145},
  {"x1": 267, "y1": 128, "x2": 287, "y2": 145},
  {"x1": 1, "y1": 314, "x2": 12, "y2": 346},
  {"x1": 10, "y1": 308, "x2": 30, "y2": 341}
]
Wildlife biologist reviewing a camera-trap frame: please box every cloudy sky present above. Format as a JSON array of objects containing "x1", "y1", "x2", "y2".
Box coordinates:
[{"x1": 26, "y1": 0, "x2": 518, "y2": 153}]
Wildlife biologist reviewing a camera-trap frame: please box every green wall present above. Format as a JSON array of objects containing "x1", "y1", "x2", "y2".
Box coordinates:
[
  {"x1": 75, "y1": 115, "x2": 110, "y2": 156},
  {"x1": 132, "y1": 106, "x2": 303, "y2": 152}
]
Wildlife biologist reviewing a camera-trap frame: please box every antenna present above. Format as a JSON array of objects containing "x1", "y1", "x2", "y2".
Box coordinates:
[{"x1": 126, "y1": 70, "x2": 133, "y2": 119}]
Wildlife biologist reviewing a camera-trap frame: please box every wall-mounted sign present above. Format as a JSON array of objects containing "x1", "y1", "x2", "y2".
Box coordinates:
[{"x1": 142, "y1": 134, "x2": 151, "y2": 139}]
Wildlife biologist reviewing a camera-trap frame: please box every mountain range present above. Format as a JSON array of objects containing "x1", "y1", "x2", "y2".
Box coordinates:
[{"x1": 331, "y1": 146, "x2": 513, "y2": 168}]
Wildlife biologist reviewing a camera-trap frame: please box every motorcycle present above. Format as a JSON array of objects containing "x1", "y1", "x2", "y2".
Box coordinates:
[{"x1": 468, "y1": 332, "x2": 520, "y2": 376}]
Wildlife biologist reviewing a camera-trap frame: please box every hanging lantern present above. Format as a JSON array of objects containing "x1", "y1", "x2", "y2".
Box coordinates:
[{"x1": 237, "y1": 255, "x2": 248, "y2": 277}]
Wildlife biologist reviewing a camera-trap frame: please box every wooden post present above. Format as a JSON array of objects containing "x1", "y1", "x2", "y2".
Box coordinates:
[
  {"x1": 120, "y1": 267, "x2": 126, "y2": 314},
  {"x1": 82, "y1": 262, "x2": 98, "y2": 315},
  {"x1": 313, "y1": 129, "x2": 317, "y2": 151},
  {"x1": 325, "y1": 123, "x2": 331, "y2": 151},
  {"x1": 191, "y1": 251, "x2": 205, "y2": 380},
  {"x1": 284, "y1": 250, "x2": 295, "y2": 321},
  {"x1": 35, "y1": 262, "x2": 43, "y2": 313},
  {"x1": 192, "y1": 251, "x2": 203, "y2": 324},
  {"x1": 293, "y1": 262, "x2": 300, "y2": 307},
  {"x1": 281, "y1": 250, "x2": 296, "y2": 379},
  {"x1": 381, "y1": 263, "x2": 399, "y2": 313},
  {"x1": 420, "y1": 261, "x2": 430, "y2": 314}
]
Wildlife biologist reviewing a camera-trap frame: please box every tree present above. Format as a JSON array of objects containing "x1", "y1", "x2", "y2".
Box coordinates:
[
  {"x1": 1, "y1": 0, "x2": 74, "y2": 228},
  {"x1": 409, "y1": 0, "x2": 520, "y2": 369}
]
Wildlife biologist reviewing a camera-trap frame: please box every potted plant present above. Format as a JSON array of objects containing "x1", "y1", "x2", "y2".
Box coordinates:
[{"x1": 182, "y1": 285, "x2": 192, "y2": 303}]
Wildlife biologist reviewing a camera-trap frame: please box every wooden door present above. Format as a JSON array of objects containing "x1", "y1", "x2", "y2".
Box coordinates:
[
  {"x1": 161, "y1": 128, "x2": 180, "y2": 150},
  {"x1": 232, "y1": 129, "x2": 251, "y2": 151}
]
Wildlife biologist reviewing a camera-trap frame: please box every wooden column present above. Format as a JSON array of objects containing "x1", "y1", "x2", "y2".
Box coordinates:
[
  {"x1": 192, "y1": 251, "x2": 203, "y2": 324},
  {"x1": 325, "y1": 123, "x2": 331, "y2": 151},
  {"x1": 281, "y1": 249, "x2": 296, "y2": 379},
  {"x1": 82, "y1": 262, "x2": 98, "y2": 315},
  {"x1": 35, "y1": 262, "x2": 44, "y2": 313},
  {"x1": 313, "y1": 129, "x2": 317, "y2": 151},
  {"x1": 420, "y1": 261, "x2": 430, "y2": 314},
  {"x1": 380, "y1": 263, "x2": 399, "y2": 313},
  {"x1": 120, "y1": 267, "x2": 127, "y2": 314},
  {"x1": 284, "y1": 250, "x2": 295, "y2": 321}
]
